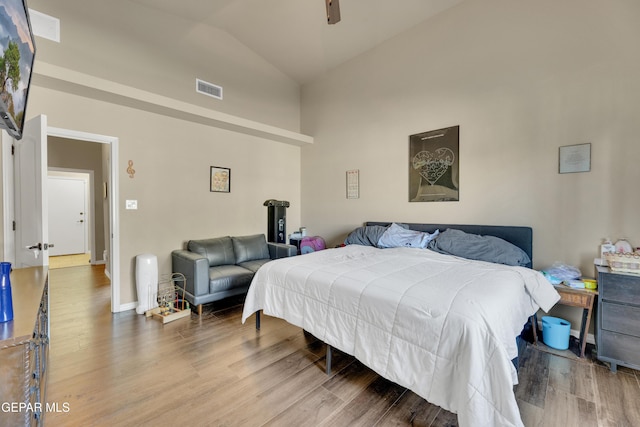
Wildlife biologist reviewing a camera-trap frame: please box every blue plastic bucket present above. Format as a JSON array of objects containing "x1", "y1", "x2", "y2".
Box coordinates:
[{"x1": 542, "y1": 316, "x2": 571, "y2": 350}]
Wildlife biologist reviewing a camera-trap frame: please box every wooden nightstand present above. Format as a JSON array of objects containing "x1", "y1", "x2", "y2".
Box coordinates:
[{"x1": 531, "y1": 284, "x2": 598, "y2": 358}]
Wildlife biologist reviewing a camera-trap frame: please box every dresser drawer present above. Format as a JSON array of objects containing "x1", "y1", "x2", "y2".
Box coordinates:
[
  {"x1": 601, "y1": 302, "x2": 640, "y2": 337},
  {"x1": 599, "y1": 272, "x2": 640, "y2": 305},
  {"x1": 598, "y1": 330, "x2": 640, "y2": 367}
]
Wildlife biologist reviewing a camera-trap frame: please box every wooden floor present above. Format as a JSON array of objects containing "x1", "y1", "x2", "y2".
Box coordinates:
[
  {"x1": 49, "y1": 253, "x2": 91, "y2": 269},
  {"x1": 45, "y1": 265, "x2": 640, "y2": 426}
]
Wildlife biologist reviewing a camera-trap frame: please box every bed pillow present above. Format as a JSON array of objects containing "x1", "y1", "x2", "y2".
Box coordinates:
[
  {"x1": 428, "y1": 228, "x2": 531, "y2": 266},
  {"x1": 344, "y1": 225, "x2": 389, "y2": 247},
  {"x1": 377, "y1": 223, "x2": 439, "y2": 249}
]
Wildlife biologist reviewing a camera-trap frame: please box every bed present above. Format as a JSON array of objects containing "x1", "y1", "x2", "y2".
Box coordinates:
[{"x1": 241, "y1": 222, "x2": 560, "y2": 427}]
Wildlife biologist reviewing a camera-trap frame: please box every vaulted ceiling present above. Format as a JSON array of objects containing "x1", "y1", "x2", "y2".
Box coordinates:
[{"x1": 119, "y1": 0, "x2": 465, "y2": 85}]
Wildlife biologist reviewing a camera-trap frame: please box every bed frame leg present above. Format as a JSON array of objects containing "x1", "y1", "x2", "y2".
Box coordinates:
[
  {"x1": 255, "y1": 311, "x2": 260, "y2": 330},
  {"x1": 326, "y1": 344, "x2": 332, "y2": 375},
  {"x1": 530, "y1": 314, "x2": 538, "y2": 345}
]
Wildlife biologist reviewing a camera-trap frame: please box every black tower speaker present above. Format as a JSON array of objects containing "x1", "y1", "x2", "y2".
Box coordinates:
[{"x1": 263, "y1": 199, "x2": 290, "y2": 243}]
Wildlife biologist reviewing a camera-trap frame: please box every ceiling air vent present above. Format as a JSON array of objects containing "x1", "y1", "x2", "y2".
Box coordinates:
[{"x1": 196, "y1": 78, "x2": 223, "y2": 100}]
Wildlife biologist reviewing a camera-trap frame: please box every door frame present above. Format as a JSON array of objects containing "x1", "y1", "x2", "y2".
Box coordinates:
[
  {"x1": 2, "y1": 133, "x2": 15, "y2": 264},
  {"x1": 47, "y1": 126, "x2": 122, "y2": 313},
  {"x1": 12, "y1": 115, "x2": 49, "y2": 269},
  {"x1": 47, "y1": 170, "x2": 93, "y2": 260}
]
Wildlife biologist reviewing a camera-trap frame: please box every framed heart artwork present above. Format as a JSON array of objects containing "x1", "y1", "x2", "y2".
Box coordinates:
[{"x1": 409, "y1": 125, "x2": 459, "y2": 202}]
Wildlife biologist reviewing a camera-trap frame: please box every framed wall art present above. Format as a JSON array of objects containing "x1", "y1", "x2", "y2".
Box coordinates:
[
  {"x1": 559, "y1": 143, "x2": 591, "y2": 174},
  {"x1": 409, "y1": 125, "x2": 460, "y2": 202},
  {"x1": 210, "y1": 166, "x2": 231, "y2": 193},
  {"x1": 346, "y1": 169, "x2": 359, "y2": 199}
]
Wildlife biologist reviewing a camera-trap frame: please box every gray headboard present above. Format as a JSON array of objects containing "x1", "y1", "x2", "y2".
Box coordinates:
[{"x1": 365, "y1": 222, "x2": 533, "y2": 268}]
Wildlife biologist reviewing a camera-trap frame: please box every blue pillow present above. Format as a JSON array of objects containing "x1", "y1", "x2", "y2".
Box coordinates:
[{"x1": 377, "y1": 223, "x2": 439, "y2": 249}]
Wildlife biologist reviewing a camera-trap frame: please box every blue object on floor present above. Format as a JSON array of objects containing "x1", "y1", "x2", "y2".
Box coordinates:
[{"x1": 542, "y1": 316, "x2": 571, "y2": 350}]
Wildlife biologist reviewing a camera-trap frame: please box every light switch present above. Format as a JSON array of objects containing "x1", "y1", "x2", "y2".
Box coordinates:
[{"x1": 125, "y1": 200, "x2": 138, "y2": 210}]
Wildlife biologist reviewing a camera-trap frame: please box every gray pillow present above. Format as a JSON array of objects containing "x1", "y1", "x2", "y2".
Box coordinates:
[
  {"x1": 428, "y1": 228, "x2": 531, "y2": 266},
  {"x1": 344, "y1": 225, "x2": 388, "y2": 247},
  {"x1": 344, "y1": 223, "x2": 411, "y2": 247}
]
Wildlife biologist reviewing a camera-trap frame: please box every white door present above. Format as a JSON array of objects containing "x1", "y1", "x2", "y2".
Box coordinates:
[
  {"x1": 14, "y1": 115, "x2": 49, "y2": 268},
  {"x1": 48, "y1": 176, "x2": 87, "y2": 256}
]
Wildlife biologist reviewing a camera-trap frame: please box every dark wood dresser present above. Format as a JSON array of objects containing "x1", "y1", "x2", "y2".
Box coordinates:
[
  {"x1": 596, "y1": 265, "x2": 640, "y2": 372},
  {"x1": 0, "y1": 267, "x2": 49, "y2": 426}
]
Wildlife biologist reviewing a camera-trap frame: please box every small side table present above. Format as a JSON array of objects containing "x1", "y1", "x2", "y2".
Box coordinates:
[
  {"x1": 532, "y1": 284, "x2": 598, "y2": 358},
  {"x1": 289, "y1": 237, "x2": 302, "y2": 255}
]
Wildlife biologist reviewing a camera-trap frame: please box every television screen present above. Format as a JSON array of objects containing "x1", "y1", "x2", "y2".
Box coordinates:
[{"x1": 0, "y1": 0, "x2": 35, "y2": 140}]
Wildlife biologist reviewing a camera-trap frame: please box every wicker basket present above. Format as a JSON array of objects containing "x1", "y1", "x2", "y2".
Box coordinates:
[{"x1": 605, "y1": 252, "x2": 640, "y2": 275}]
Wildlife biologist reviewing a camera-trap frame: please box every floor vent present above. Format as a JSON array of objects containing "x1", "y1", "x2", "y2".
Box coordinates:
[
  {"x1": 196, "y1": 79, "x2": 223, "y2": 100},
  {"x1": 29, "y1": 9, "x2": 61, "y2": 42}
]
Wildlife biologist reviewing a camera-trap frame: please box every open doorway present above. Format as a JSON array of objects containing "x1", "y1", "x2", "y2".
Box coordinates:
[
  {"x1": 4, "y1": 118, "x2": 121, "y2": 312},
  {"x1": 46, "y1": 125, "x2": 121, "y2": 311},
  {"x1": 48, "y1": 171, "x2": 92, "y2": 269},
  {"x1": 47, "y1": 135, "x2": 107, "y2": 269}
]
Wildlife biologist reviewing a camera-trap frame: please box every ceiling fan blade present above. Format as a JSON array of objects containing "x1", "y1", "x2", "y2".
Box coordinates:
[{"x1": 325, "y1": 0, "x2": 341, "y2": 24}]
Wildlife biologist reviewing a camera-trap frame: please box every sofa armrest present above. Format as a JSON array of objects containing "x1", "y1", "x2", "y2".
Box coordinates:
[
  {"x1": 267, "y1": 242, "x2": 297, "y2": 259},
  {"x1": 171, "y1": 250, "x2": 210, "y2": 297}
]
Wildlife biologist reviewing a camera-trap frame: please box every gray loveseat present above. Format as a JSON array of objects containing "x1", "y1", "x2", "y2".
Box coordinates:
[{"x1": 171, "y1": 234, "x2": 296, "y2": 315}]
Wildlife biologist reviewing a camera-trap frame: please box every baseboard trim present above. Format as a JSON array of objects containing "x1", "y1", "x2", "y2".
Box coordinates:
[{"x1": 117, "y1": 302, "x2": 137, "y2": 312}]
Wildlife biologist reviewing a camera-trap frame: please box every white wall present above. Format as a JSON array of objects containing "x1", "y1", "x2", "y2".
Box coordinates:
[
  {"x1": 28, "y1": 0, "x2": 302, "y2": 132},
  {"x1": 1, "y1": 0, "x2": 306, "y2": 308},
  {"x1": 300, "y1": 0, "x2": 640, "y2": 331},
  {"x1": 8, "y1": 0, "x2": 640, "y2": 329},
  {"x1": 26, "y1": 86, "x2": 301, "y2": 306}
]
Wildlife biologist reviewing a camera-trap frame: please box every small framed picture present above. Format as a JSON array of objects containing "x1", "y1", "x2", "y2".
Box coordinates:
[
  {"x1": 346, "y1": 169, "x2": 359, "y2": 199},
  {"x1": 559, "y1": 143, "x2": 591, "y2": 174},
  {"x1": 210, "y1": 166, "x2": 230, "y2": 192}
]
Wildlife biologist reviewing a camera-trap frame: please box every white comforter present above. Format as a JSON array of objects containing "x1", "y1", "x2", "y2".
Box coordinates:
[{"x1": 241, "y1": 245, "x2": 559, "y2": 427}]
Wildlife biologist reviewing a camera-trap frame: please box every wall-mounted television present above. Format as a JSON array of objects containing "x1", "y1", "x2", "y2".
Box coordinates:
[{"x1": 0, "y1": 0, "x2": 35, "y2": 140}]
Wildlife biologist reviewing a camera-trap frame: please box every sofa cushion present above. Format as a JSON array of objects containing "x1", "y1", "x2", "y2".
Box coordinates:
[
  {"x1": 232, "y1": 234, "x2": 270, "y2": 264},
  {"x1": 238, "y1": 258, "x2": 271, "y2": 273},
  {"x1": 188, "y1": 236, "x2": 236, "y2": 267},
  {"x1": 209, "y1": 265, "x2": 254, "y2": 293}
]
